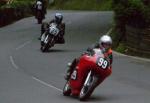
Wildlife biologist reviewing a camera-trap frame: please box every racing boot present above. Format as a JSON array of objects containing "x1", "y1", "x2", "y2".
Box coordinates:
[{"x1": 64, "y1": 58, "x2": 78, "y2": 80}]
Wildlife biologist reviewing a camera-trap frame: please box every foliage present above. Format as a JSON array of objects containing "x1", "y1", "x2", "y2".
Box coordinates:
[
  {"x1": 0, "y1": 0, "x2": 35, "y2": 27},
  {"x1": 113, "y1": 0, "x2": 150, "y2": 28},
  {"x1": 50, "y1": 0, "x2": 113, "y2": 11},
  {"x1": 0, "y1": 0, "x2": 34, "y2": 9},
  {"x1": 112, "y1": 0, "x2": 150, "y2": 57},
  {"x1": 115, "y1": 43, "x2": 127, "y2": 53}
]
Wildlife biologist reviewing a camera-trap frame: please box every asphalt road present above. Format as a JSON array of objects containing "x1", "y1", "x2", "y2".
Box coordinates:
[{"x1": 0, "y1": 10, "x2": 150, "y2": 103}]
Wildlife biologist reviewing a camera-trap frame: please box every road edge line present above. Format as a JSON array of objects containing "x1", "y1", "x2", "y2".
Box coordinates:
[{"x1": 32, "y1": 77, "x2": 63, "y2": 92}]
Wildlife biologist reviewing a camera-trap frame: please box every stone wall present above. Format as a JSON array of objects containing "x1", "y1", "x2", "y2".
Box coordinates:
[{"x1": 126, "y1": 25, "x2": 150, "y2": 58}]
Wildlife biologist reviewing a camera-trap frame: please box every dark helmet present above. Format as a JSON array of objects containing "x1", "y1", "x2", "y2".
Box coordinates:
[{"x1": 55, "y1": 13, "x2": 63, "y2": 24}]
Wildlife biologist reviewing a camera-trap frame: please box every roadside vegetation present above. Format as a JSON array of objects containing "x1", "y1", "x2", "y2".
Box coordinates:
[
  {"x1": 111, "y1": 0, "x2": 150, "y2": 58},
  {"x1": 49, "y1": 0, "x2": 112, "y2": 11},
  {"x1": 0, "y1": 0, "x2": 34, "y2": 8},
  {"x1": 0, "y1": 0, "x2": 34, "y2": 27}
]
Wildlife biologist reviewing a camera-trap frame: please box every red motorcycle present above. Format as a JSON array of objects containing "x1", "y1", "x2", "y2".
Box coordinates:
[{"x1": 63, "y1": 49, "x2": 112, "y2": 101}]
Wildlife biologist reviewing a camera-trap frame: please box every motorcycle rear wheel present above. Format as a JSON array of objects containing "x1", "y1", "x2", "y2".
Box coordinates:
[
  {"x1": 36, "y1": 11, "x2": 43, "y2": 24},
  {"x1": 38, "y1": 18, "x2": 42, "y2": 24}
]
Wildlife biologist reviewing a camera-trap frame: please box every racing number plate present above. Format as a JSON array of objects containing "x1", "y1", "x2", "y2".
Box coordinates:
[{"x1": 96, "y1": 57, "x2": 109, "y2": 70}]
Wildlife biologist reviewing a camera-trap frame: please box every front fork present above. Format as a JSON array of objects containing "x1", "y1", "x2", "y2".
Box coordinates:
[
  {"x1": 84, "y1": 70, "x2": 92, "y2": 86},
  {"x1": 84, "y1": 70, "x2": 100, "y2": 88}
]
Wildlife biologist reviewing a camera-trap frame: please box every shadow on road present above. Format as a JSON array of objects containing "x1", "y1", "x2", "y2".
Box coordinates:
[
  {"x1": 89, "y1": 95, "x2": 110, "y2": 102},
  {"x1": 62, "y1": 95, "x2": 111, "y2": 102}
]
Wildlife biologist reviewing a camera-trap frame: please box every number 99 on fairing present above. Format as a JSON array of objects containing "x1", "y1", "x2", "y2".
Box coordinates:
[{"x1": 97, "y1": 58, "x2": 108, "y2": 69}]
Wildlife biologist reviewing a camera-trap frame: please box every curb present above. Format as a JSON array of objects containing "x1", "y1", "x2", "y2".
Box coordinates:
[{"x1": 113, "y1": 51, "x2": 150, "y2": 62}]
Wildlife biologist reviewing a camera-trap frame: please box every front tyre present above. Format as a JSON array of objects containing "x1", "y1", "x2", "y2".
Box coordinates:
[
  {"x1": 41, "y1": 42, "x2": 50, "y2": 52},
  {"x1": 63, "y1": 81, "x2": 71, "y2": 96},
  {"x1": 41, "y1": 35, "x2": 50, "y2": 52},
  {"x1": 79, "y1": 74, "x2": 98, "y2": 101}
]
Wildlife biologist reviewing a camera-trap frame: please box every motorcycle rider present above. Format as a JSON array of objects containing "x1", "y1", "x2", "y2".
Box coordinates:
[
  {"x1": 37, "y1": 0, "x2": 47, "y2": 14},
  {"x1": 41, "y1": 13, "x2": 65, "y2": 43},
  {"x1": 65, "y1": 35, "x2": 113, "y2": 80},
  {"x1": 34, "y1": 0, "x2": 47, "y2": 20}
]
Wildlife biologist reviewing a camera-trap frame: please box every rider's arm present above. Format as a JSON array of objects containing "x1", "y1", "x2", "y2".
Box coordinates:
[
  {"x1": 107, "y1": 49, "x2": 113, "y2": 68},
  {"x1": 109, "y1": 54, "x2": 113, "y2": 69},
  {"x1": 109, "y1": 53, "x2": 113, "y2": 65},
  {"x1": 86, "y1": 42, "x2": 99, "y2": 52},
  {"x1": 82, "y1": 43, "x2": 98, "y2": 56}
]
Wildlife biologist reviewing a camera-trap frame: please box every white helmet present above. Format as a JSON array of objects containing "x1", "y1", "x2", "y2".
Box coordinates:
[
  {"x1": 99, "y1": 35, "x2": 112, "y2": 52},
  {"x1": 37, "y1": 1, "x2": 42, "y2": 5},
  {"x1": 55, "y1": 13, "x2": 63, "y2": 24}
]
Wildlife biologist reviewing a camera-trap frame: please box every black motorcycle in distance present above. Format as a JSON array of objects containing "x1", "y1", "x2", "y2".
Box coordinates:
[{"x1": 40, "y1": 23, "x2": 60, "y2": 52}]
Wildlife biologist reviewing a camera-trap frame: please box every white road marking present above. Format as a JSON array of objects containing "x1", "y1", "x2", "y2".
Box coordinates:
[
  {"x1": 10, "y1": 55, "x2": 63, "y2": 92},
  {"x1": 10, "y1": 56, "x2": 19, "y2": 69},
  {"x1": 16, "y1": 40, "x2": 31, "y2": 50},
  {"x1": 32, "y1": 77, "x2": 63, "y2": 92}
]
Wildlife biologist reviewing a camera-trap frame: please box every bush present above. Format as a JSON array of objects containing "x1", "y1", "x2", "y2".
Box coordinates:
[
  {"x1": 0, "y1": 0, "x2": 34, "y2": 9},
  {"x1": 113, "y1": 0, "x2": 150, "y2": 28},
  {"x1": 50, "y1": 0, "x2": 113, "y2": 11},
  {"x1": 115, "y1": 43, "x2": 127, "y2": 53},
  {"x1": 0, "y1": 0, "x2": 35, "y2": 27},
  {"x1": 112, "y1": 0, "x2": 150, "y2": 56}
]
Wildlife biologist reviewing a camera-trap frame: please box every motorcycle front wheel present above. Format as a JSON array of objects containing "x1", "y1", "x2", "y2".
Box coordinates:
[
  {"x1": 63, "y1": 81, "x2": 71, "y2": 96},
  {"x1": 79, "y1": 73, "x2": 98, "y2": 101},
  {"x1": 41, "y1": 42, "x2": 50, "y2": 52},
  {"x1": 41, "y1": 35, "x2": 53, "y2": 52}
]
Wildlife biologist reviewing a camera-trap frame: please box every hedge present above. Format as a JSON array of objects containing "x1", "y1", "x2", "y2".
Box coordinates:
[
  {"x1": 0, "y1": 0, "x2": 35, "y2": 27},
  {"x1": 113, "y1": 0, "x2": 150, "y2": 28},
  {"x1": 111, "y1": 0, "x2": 150, "y2": 58}
]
